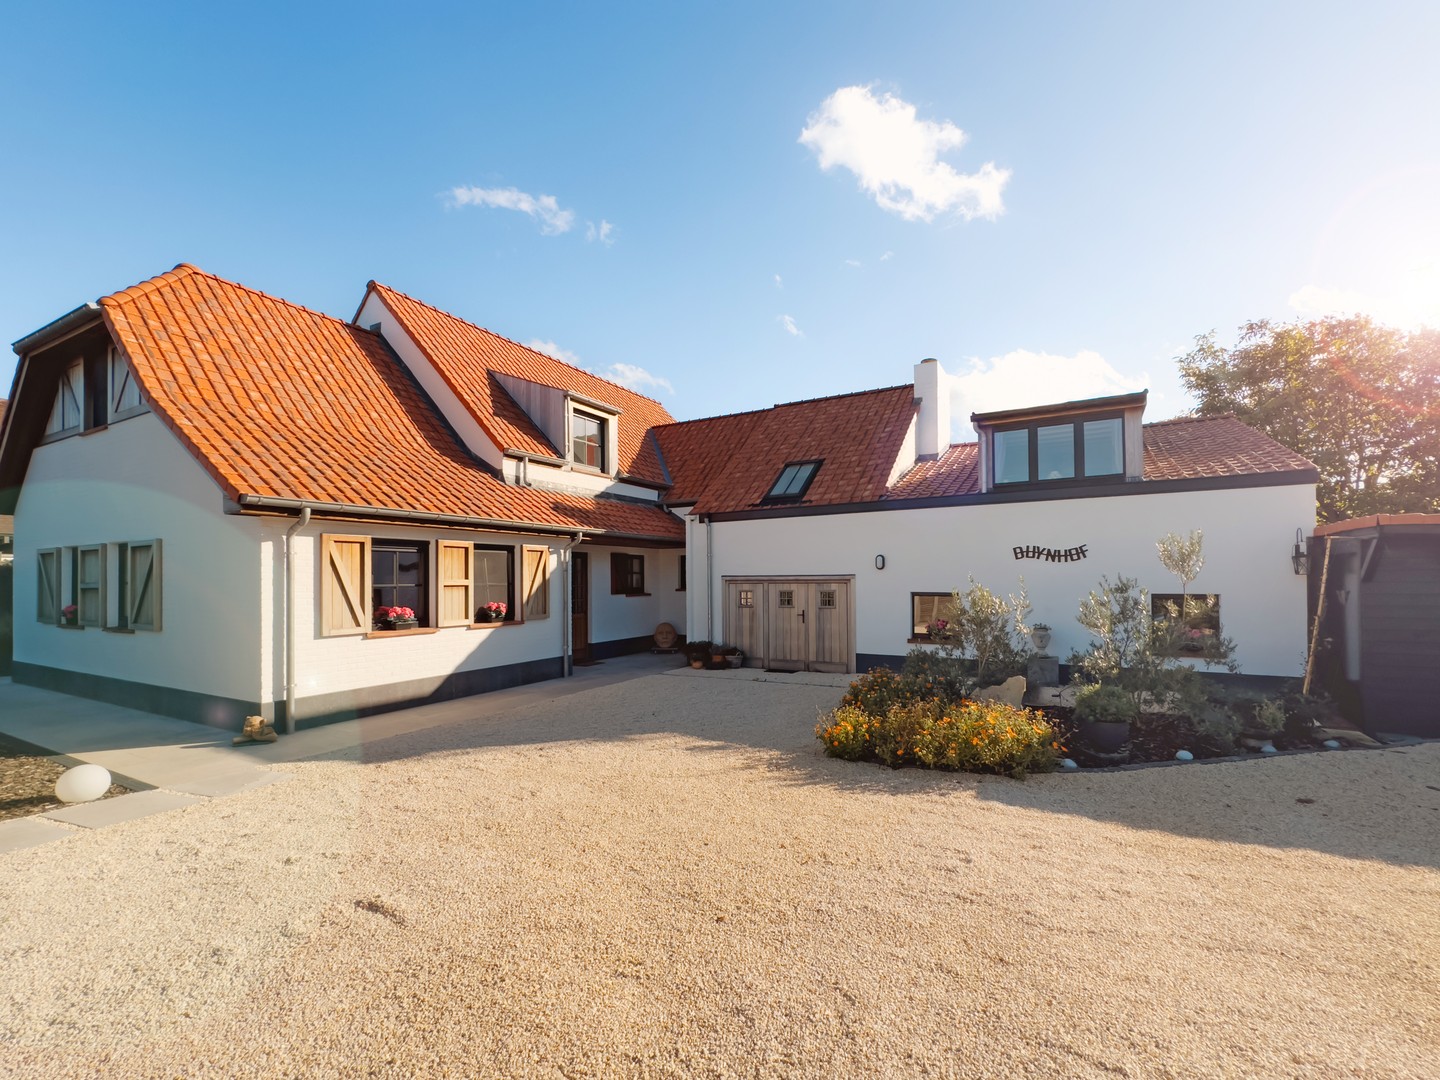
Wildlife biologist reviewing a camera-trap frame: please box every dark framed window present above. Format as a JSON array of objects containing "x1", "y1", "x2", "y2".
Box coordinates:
[
  {"x1": 372, "y1": 540, "x2": 428, "y2": 625},
  {"x1": 993, "y1": 414, "x2": 1124, "y2": 486},
  {"x1": 474, "y1": 545, "x2": 515, "y2": 621},
  {"x1": 610, "y1": 552, "x2": 645, "y2": 595},
  {"x1": 572, "y1": 410, "x2": 606, "y2": 471},
  {"x1": 911, "y1": 592, "x2": 950, "y2": 639},
  {"x1": 1152, "y1": 593, "x2": 1221, "y2": 656},
  {"x1": 764, "y1": 460, "x2": 821, "y2": 502},
  {"x1": 678, "y1": 554, "x2": 686, "y2": 591}
]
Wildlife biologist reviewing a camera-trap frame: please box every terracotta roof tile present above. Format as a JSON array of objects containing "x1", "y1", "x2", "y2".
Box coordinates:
[
  {"x1": 99, "y1": 266, "x2": 681, "y2": 541},
  {"x1": 654, "y1": 386, "x2": 917, "y2": 514},
  {"x1": 366, "y1": 283, "x2": 676, "y2": 485},
  {"x1": 884, "y1": 415, "x2": 1316, "y2": 501}
]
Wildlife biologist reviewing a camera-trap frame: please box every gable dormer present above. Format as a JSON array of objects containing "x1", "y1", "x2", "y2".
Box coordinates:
[
  {"x1": 971, "y1": 391, "x2": 1147, "y2": 494},
  {"x1": 491, "y1": 373, "x2": 622, "y2": 477}
]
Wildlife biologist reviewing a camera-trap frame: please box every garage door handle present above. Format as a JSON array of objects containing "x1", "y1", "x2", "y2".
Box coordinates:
[{"x1": 799, "y1": 609, "x2": 806, "y2": 623}]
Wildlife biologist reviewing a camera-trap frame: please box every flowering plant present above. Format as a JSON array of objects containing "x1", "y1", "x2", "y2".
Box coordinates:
[
  {"x1": 482, "y1": 602, "x2": 507, "y2": 616},
  {"x1": 62, "y1": 604, "x2": 78, "y2": 622},
  {"x1": 374, "y1": 606, "x2": 416, "y2": 625}
]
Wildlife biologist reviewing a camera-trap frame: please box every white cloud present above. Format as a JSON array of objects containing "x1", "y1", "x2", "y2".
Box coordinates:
[
  {"x1": 601, "y1": 362, "x2": 673, "y2": 395},
  {"x1": 880, "y1": 250, "x2": 894, "y2": 261},
  {"x1": 1288, "y1": 258, "x2": 1439, "y2": 330},
  {"x1": 780, "y1": 315, "x2": 802, "y2": 337},
  {"x1": 586, "y1": 219, "x2": 616, "y2": 245},
  {"x1": 947, "y1": 349, "x2": 1144, "y2": 420},
  {"x1": 526, "y1": 338, "x2": 581, "y2": 366},
  {"x1": 844, "y1": 258, "x2": 862, "y2": 268},
  {"x1": 448, "y1": 186, "x2": 575, "y2": 235},
  {"x1": 774, "y1": 274, "x2": 783, "y2": 289},
  {"x1": 799, "y1": 85, "x2": 1010, "y2": 223}
]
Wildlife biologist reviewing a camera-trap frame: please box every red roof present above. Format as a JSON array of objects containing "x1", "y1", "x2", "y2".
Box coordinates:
[
  {"x1": 364, "y1": 283, "x2": 675, "y2": 485},
  {"x1": 654, "y1": 386, "x2": 918, "y2": 514},
  {"x1": 886, "y1": 415, "x2": 1315, "y2": 501},
  {"x1": 99, "y1": 266, "x2": 681, "y2": 540}
]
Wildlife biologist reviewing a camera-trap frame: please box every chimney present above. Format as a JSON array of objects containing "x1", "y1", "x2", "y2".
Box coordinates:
[{"x1": 914, "y1": 358, "x2": 950, "y2": 461}]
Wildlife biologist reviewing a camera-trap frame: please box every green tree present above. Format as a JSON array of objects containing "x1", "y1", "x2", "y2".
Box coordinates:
[{"x1": 1177, "y1": 318, "x2": 1440, "y2": 523}]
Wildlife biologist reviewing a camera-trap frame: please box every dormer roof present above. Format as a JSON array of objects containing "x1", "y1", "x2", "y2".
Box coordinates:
[{"x1": 360, "y1": 283, "x2": 675, "y2": 484}]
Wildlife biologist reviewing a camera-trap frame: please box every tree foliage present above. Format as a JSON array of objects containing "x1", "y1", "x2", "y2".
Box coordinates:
[{"x1": 1177, "y1": 317, "x2": 1440, "y2": 522}]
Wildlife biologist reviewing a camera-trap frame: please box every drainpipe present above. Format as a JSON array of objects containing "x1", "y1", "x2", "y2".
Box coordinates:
[
  {"x1": 560, "y1": 532, "x2": 583, "y2": 675},
  {"x1": 283, "y1": 507, "x2": 311, "y2": 735},
  {"x1": 705, "y1": 516, "x2": 714, "y2": 643}
]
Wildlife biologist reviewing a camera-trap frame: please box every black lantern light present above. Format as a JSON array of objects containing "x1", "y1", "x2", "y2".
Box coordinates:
[{"x1": 1290, "y1": 528, "x2": 1310, "y2": 576}]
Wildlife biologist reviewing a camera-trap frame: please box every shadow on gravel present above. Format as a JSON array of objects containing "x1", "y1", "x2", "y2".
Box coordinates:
[{"x1": 283, "y1": 671, "x2": 1440, "y2": 872}]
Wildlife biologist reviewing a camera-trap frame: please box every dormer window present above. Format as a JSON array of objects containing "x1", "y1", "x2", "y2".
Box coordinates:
[
  {"x1": 570, "y1": 409, "x2": 607, "y2": 471},
  {"x1": 994, "y1": 414, "x2": 1124, "y2": 485},
  {"x1": 764, "y1": 460, "x2": 821, "y2": 502}
]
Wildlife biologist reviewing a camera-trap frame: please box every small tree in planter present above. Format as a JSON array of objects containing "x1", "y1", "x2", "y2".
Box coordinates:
[{"x1": 908, "y1": 576, "x2": 1033, "y2": 697}]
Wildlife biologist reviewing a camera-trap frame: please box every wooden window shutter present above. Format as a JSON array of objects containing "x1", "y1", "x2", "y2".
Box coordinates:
[
  {"x1": 37, "y1": 548, "x2": 60, "y2": 623},
  {"x1": 127, "y1": 540, "x2": 162, "y2": 631},
  {"x1": 521, "y1": 545, "x2": 550, "y2": 620},
  {"x1": 321, "y1": 534, "x2": 370, "y2": 636},
  {"x1": 437, "y1": 541, "x2": 473, "y2": 627}
]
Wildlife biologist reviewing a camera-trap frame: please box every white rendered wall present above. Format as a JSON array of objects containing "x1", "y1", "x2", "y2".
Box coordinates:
[
  {"x1": 499, "y1": 455, "x2": 663, "y2": 502},
  {"x1": 583, "y1": 544, "x2": 686, "y2": 645},
  {"x1": 695, "y1": 484, "x2": 1316, "y2": 677},
  {"x1": 284, "y1": 522, "x2": 570, "y2": 700},
  {"x1": 13, "y1": 413, "x2": 268, "y2": 711}
]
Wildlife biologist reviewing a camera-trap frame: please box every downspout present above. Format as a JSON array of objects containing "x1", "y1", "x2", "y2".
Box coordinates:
[
  {"x1": 706, "y1": 515, "x2": 714, "y2": 643},
  {"x1": 561, "y1": 532, "x2": 583, "y2": 675},
  {"x1": 283, "y1": 507, "x2": 312, "y2": 735}
]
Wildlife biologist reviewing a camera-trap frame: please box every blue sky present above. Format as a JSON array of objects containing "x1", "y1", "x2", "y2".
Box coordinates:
[{"x1": 3, "y1": 1, "x2": 1437, "y2": 434}]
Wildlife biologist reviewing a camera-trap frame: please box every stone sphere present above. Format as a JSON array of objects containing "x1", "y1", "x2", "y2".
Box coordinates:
[{"x1": 55, "y1": 764, "x2": 112, "y2": 804}]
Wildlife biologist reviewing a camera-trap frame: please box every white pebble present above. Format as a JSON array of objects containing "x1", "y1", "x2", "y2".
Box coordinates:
[
  {"x1": 55, "y1": 763, "x2": 112, "y2": 803},
  {"x1": 1260, "y1": 742, "x2": 1278, "y2": 754},
  {"x1": 1175, "y1": 750, "x2": 1194, "y2": 762},
  {"x1": 1323, "y1": 739, "x2": 1341, "y2": 749},
  {"x1": 1060, "y1": 758, "x2": 1078, "y2": 770}
]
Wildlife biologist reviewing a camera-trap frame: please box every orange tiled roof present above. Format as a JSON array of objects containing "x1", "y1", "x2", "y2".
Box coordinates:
[
  {"x1": 654, "y1": 386, "x2": 917, "y2": 514},
  {"x1": 98, "y1": 265, "x2": 681, "y2": 540},
  {"x1": 885, "y1": 415, "x2": 1315, "y2": 501},
  {"x1": 364, "y1": 283, "x2": 676, "y2": 485}
]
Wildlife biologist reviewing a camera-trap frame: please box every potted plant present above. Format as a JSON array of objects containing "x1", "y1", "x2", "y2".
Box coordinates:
[
  {"x1": 683, "y1": 640, "x2": 713, "y2": 669},
  {"x1": 374, "y1": 605, "x2": 418, "y2": 631},
  {"x1": 61, "y1": 604, "x2": 79, "y2": 627},
  {"x1": 723, "y1": 646, "x2": 744, "y2": 669},
  {"x1": 710, "y1": 643, "x2": 728, "y2": 668},
  {"x1": 1072, "y1": 683, "x2": 1138, "y2": 755},
  {"x1": 478, "y1": 601, "x2": 507, "y2": 623},
  {"x1": 1030, "y1": 623, "x2": 1052, "y2": 653}
]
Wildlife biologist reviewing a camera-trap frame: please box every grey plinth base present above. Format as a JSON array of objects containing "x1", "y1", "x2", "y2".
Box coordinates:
[{"x1": 1027, "y1": 655, "x2": 1060, "y2": 688}]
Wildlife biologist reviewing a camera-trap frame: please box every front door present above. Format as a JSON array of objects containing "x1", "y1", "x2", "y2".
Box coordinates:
[{"x1": 572, "y1": 552, "x2": 590, "y2": 664}]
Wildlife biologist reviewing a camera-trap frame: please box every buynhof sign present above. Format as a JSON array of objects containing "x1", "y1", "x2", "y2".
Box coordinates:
[{"x1": 1013, "y1": 544, "x2": 1089, "y2": 563}]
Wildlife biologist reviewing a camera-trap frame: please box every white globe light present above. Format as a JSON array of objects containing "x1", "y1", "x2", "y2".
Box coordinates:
[{"x1": 55, "y1": 764, "x2": 112, "y2": 804}]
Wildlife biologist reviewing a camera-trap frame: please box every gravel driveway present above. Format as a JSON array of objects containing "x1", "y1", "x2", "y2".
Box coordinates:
[{"x1": 2, "y1": 669, "x2": 1436, "y2": 1078}]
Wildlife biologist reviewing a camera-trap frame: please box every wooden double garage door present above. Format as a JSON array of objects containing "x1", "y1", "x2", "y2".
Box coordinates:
[{"x1": 724, "y1": 577, "x2": 854, "y2": 673}]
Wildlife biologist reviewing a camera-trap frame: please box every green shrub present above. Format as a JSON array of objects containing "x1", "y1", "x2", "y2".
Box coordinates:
[
  {"x1": 817, "y1": 699, "x2": 1060, "y2": 778},
  {"x1": 925, "y1": 577, "x2": 1034, "y2": 692},
  {"x1": 839, "y1": 667, "x2": 930, "y2": 717},
  {"x1": 1073, "y1": 684, "x2": 1140, "y2": 725}
]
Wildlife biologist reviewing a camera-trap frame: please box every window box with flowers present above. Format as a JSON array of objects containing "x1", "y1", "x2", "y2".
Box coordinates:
[
  {"x1": 477, "y1": 601, "x2": 507, "y2": 624},
  {"x1": 374, "y1": 605, "x2": 419, "y2": 631},
  {"x1": 61, "y1": 604, "x2": 80, "y2": 628}
]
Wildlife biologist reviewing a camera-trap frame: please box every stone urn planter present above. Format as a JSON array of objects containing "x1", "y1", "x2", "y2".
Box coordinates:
[{"x1": 1030, "y1": 624, "x2": 1052, "y2": 653}]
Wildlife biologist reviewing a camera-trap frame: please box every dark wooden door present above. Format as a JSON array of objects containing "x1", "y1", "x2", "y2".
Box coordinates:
[{"x1": 572, "y1": 552, "x2": 591, "y2": 664}]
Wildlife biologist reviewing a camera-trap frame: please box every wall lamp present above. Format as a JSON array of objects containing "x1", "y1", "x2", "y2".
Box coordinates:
[
  {"x1": 1290, "y1": 528, "x2": 1310, "y2": 576},
  {"x1": 874, "y1": 554, "x2": 886, "y2": 570}
]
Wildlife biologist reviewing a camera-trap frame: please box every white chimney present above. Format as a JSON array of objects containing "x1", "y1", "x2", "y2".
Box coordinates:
[{"x1": 914, "y1": 358, "x2": 950, "y2": 461}]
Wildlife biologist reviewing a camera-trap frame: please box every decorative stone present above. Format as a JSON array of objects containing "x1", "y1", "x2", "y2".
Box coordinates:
[
  {"x1": 1060, "y1": 758, "x2": 1078, "y2": 770},
  {"x1": 1260, "y1": 741, "x2": 1278, "y2": 754},
  {"x1": 55, "y1": 764, "x2": 112, "y2": 804},
  {"x1": 1175, "y1": 750, "x2": 1194, "y2": 762},
  {"x1": 1030, "y1": 626, "x2": 1052, "y2": 653},
  {"x1": 974, "y1": 675, "x2": 1027, "y2": 708},
  {"x1": 1323, "y1": 739, "x2": 1341, "y2": 749}
]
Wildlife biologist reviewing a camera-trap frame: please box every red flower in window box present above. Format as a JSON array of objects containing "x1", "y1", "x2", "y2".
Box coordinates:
[{"x1": 374, "y1": 606, "x2": 418, "y2": 630}]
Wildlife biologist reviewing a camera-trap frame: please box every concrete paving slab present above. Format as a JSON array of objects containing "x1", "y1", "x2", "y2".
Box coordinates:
[
  {"x1": 0, "y1": 816, "x2": 77, "y2": 853},
  {"x1": 170, "y1": 769, "x2": 292, "y2": 798},
  {"x1": 42, "y1": 789, "x2": 205, "y2": 829}
]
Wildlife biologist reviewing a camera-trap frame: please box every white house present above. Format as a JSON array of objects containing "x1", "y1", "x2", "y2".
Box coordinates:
[{"x1": 0, "y1": 265, "x2": 1318, "y2": 731}]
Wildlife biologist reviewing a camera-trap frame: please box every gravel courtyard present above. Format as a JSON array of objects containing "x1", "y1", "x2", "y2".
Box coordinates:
[{"x1": 2, "y1": 669, "x2": 1437, "y2": 1079}]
